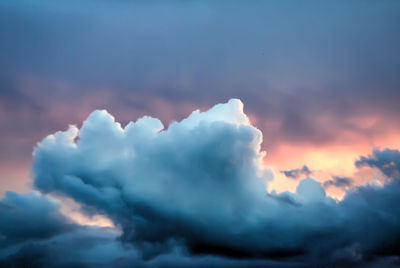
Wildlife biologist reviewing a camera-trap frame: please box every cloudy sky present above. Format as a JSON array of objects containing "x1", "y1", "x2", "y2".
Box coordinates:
[{"x1": 1, "y1": 0, "x2": 400, "y2": 267}]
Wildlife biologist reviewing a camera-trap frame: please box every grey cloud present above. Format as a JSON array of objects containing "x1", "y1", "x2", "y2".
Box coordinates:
[
  {"x1": 0, "y1": 226, "x2": 138, "y2": 268},
  {"x1": 355, "y1": 148, "x2": 400, "y2": 178},
  {"x1": 323, "y1": 176, "x2": 353, "y2": 189},
  {"x1": 0, "y1": 229, "x2": 309, "y2": 268},
  {"x1": 0, "y1": 191, "x2": 75, "y2": 248},
  {"x1": 281, "y1": 165, "x2": 311, "y2": 180}
]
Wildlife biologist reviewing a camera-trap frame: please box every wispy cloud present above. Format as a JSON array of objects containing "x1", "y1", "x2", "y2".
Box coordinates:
[
  {"x1": 281, "y1": 165, "x2": 312, "y2": 179},
  {"x1": 323, "y1": 176, "x2": 353, "y2": 189}
]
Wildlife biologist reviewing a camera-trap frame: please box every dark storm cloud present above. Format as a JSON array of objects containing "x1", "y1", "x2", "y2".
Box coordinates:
[
  {"x1": 0, "y1": 226, "x2": 138, "y2": 268},
  {"x1": 0, "y1": 232, "x2": 307, "y2": 268},
  {"x1": 355, "y1": 148, "x2": 400, "y2": 178},
  {"x1": 25, "y1": 100, "x2": 400, "y2": 266},
  {"x1": 339, "y1": 178, "x2": 400, "y2": 257},
  {"x1": 0, "y1": 189, "x2": 306, "y2": 267},
  {"x1": 0, "y1": 192, "x2": 74, "y2": 247},
  {"x1": 281, "y1": 165, "x2": 311, "y2": 180},
  {"x1": 0, "y1": 193, "x2": 138, "y2": 267},
  {"x1": 323, "y1": 176, "x2": 353, "y2": 189}
]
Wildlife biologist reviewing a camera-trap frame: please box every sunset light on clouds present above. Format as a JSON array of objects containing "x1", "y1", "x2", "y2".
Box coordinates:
[{"x1": 1, "y1": 0, "x2": 400, "y2": 267}]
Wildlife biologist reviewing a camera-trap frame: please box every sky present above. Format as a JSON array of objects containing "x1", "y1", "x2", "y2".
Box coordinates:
[{"x1": 1, "y1": 0, "x2": 400, "y2": 267}]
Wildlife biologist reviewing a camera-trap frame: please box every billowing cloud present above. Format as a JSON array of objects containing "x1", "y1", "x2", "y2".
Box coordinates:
[
  {"x1": 0, "y1": 99, "x2": 398, "y2": 266},
  {"x1": 32, "y1": 99, "x2": 280, "y2": 256},
  {"x1": 280, "y1": 165, "x2": 311, "y2": 180}
]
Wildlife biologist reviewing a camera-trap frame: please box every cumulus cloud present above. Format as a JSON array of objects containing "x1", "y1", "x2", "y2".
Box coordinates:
[
  {"x1": 280, "y1": 165, "x2": 311, "y2": 179},
  {"x1": 0, "y1": 99, "x2": 398, "y2": 266},
  {"x1": 32, "y1": 99, "x2": 279, "y2": 256}
]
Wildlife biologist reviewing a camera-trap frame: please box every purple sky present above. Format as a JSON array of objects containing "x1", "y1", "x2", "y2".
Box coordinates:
[{"x1": 1, "y1": 0, "x2": 400, "y2": 195}]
